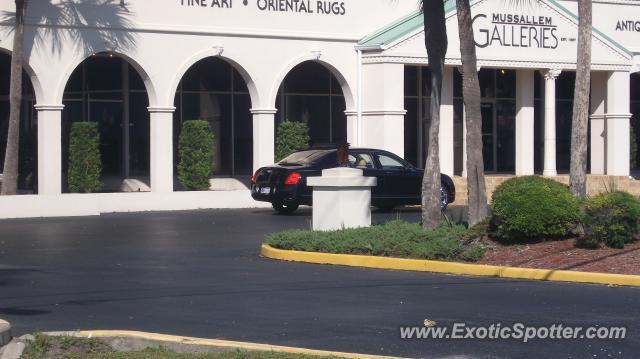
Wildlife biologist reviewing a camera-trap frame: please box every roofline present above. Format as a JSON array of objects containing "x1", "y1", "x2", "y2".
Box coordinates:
[{"x1": 358, "y1": 0, "x2": 633, "y2": 58}]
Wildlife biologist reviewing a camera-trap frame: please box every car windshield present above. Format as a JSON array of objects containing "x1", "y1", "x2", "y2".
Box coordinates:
[{"x1": 278, "y1": 150, "x2": 330, "y2": 166}]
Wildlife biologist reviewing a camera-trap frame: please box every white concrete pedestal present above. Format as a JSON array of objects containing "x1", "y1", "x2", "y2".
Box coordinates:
[{"x1": 307, "y1": 167, "x2": 377, "y2": 231}]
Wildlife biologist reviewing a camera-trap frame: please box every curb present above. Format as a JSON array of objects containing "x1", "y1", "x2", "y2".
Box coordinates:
[
  {"x1": 261, "y1": 244, "x2": 640, "y2": 287},
  {"x1": 50, "y1": 330, "x2": 406, "y2": 359},
  {"x1": 0, "y1": 319, "x2": 11, "y2": 347}
]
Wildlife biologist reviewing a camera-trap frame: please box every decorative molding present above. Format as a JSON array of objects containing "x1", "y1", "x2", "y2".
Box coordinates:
[
  {"x1": 8, "y1": 21, "x2": 361, "y2": 44},
  {"x1": 211, "y1": 46, "x2": 224, "y2": 56},
  {"x1": 250, "y1": 108, "x2": 278, "y2": 115},
  {"x1": 605, "y1": 113, "x2": 633, "y2": 120},
  {"x1": 310, "y1": 50, "x2": 322, "y2": 60},
  {"x1": 147, "y1": 106, "x2": 176, "y2": 113},
  {"x1": 362, "y1": 109, "x2": 407, "y2": 116},
  {"x1": 34, "y1": 104, "x2": 65, "y2": 111},
  {"x1": 542, "y1": 69, "x2": 562, "y2": 81},
  {"x1": 362, "y1": 55, "x2": 633, "y2": 72}
]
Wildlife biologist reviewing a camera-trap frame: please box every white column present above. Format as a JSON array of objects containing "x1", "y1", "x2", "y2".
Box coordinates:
[
  {"x1": 542, "y1": 69, "x2": 561, "y2": 176},
  {"x1": 516, "y1": 69, "x2": 535, "y2": 175},
  {"x1": 35, "y1": 104, "x2": 64, "y2": 195},
  {"x1": 148, "y1": 106, "x2": 175, "y2": 192},
  {"x1": 590, "y1": 72, "x2": 607, "y2": 174},
  {"x1": 605, "y1": 71, "x2": 632, "y2": 176},
  {"x1": 439, "y1": 66, "x2": 454, "y2": 177},
  {"x1": 345, "y1": 110, "x2": 358, "y2": 146},
  {"x1": 361, "y1": 63, "x2": 405, "y2": 157},
  {"x1": 251, "y1": 108, "x2": 276, "y2": 172}
]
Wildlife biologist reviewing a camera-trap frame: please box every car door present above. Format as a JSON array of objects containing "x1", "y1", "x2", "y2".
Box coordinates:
[{"x1": 373, "y1": 151, "x2": 422, "y2": 203}]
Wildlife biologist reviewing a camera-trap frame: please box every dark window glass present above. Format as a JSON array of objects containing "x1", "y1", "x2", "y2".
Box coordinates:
[
  {"x1": 556, "y1": 72, "x2": 575, "y2": 100},
  {"x1": 454, "y1": 67, "x2": 463, "y2": 98},
  {"x1": 331, "y1": 96, "x2": 347, "y2": 144},
  {"x1": 453, "y1": 98, "x2": 464, "y2": 175},
  {"x1": 534, "y1": 99, "x2": 543, "y2": 172},
  {"x1": 234, "y1": 94, "x2": 253, "y2": 175},
  {"x1": 86, "y1": 56, "x2": 122, "y2": 91},
  {"x1": 282, "y1": 62, "x2": 331, "y2": 94},
  {"x1": 404, "y1": 66, "x2": 418, "y2": 97},
  {"x1": 479, "y1": 69, "x2": 495, "y2": 98},
  {"x1": 128, "y1": 64, "x2": 146, "y2": 91},
  {"x1": 556, "y1": 100, "x2": 573, "y2": 172},
  {"x1": 129, "y1": 92, "x2": 150, "y2": 177},
  {"x1": 631, "y1": 73, "x2": 640, "y2": 100},
  {"x1": 495, "y1": 70, "x2": 516, "y2": 99},
  {"x1": 61, "y1": 56, "x2": 151, "y2": 191},
  {"x1": 233, "y1": 70, "x2": 250, "y2": 94},
  {"x1": 65, "y1": 65, "x2": 84, "y2": 93},
  {"x1": 534, "y1": 71, "x2": 542, "y2": 100},
  {"x1": 331, "y1": 75, "x2": 342, "y2": 94},
  {"x1": 180, "y1": 58, "x2": 232, "y2": 92},
  {"x1": 276, "y1": 61, "x2": 346, "y2": 146},
  {"x1": 404, "y1": 97, "x2": 418, "y2": 167},
  {"x1": 496, "y1": 100, "x2": 516, "y2": 172}
]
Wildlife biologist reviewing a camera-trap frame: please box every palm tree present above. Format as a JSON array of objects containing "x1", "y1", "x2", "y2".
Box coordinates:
[
  {"x1": 420, "y1": 0, "x2": 448, "y2": 230},
  {"x1": 569, "y1": 0, "x2": 591, "y2": 199},
  {"x1": 1, "y1": 1, "x2": 136, "y2": 195},
  {"x1": 1, "y1": 0, "x2": 26, "y2": 195},
  {"x1": 456, "y1": 0, "x2": 488, "y2": 226}
]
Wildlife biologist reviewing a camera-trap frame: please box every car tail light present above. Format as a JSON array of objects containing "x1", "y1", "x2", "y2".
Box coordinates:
[
  {"x1": 251, "y1": 171, "x2": 257, "y2": 184},
  {"x1": 284, "y1": 172, "x2": 301, "y2": 185}
]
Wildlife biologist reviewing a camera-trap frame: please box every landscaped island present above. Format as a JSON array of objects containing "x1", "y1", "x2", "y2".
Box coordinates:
[{"x1": 266, "y1": 176, "x2": 640, "y2": 276}]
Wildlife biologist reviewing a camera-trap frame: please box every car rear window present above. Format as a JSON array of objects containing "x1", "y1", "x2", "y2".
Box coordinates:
[{"x1": 278, "y1": 150, "x2": 332, "y2": 166}]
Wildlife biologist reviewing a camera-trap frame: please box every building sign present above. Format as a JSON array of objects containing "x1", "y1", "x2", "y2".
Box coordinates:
[
  {"x1": 615, "y1": 20, "x2": 640, "y2": 32},
  {"x1": 179, "y1": 0, "x2": 347, "y2": 15},
  {"x1": 472, "y1": 13, "x2": 565, "y2": 48}
]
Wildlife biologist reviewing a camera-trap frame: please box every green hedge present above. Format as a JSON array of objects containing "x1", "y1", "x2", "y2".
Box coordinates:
[
  {"x1": 68, "y1": 122, "x2": 102, "y2": 193},
  {"x1": 178, "y1": 120, "x2": 214, "y2": 191},
  {"x1": 490, "y1": 176, "x2": 581, "y2": 242},
  {"x1": 583, "y1": 191, "x2": 640, "y2": 248},
  {"x1": 275, "y1": 121, "x2": 310, "y2": 162},
  {"x1": 266, "y1": 220, "x2": 485, "y2": 262}
]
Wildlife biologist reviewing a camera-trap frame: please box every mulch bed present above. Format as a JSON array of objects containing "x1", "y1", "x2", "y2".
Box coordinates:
[{"x1": 478, "y1": 239, "x2": 640, "y2": 276}]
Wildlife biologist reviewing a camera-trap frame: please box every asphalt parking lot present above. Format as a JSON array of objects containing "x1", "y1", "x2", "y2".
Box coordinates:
[{"x1": 0, "y1": 206, "x2": 638, "y2": 358}]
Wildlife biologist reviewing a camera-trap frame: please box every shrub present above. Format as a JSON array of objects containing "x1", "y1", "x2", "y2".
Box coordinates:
[
  {"x1": 266, "y1": 220, "x2": 485, "y2": 262},
  {"x1": 490, "y1": 176, "x2": 580, "y2": 242},
  {"x1": 583, "y1": 191, "x2": 640, "y2": 248},
  {"x1": 178, "y1": 120, "x2": 214, "y2": 191},
  {"x1": 275, "y1": 120, "x2": 310, "y2": 162},
  {"x1": 68, "y1": 122, "x2": 102, "y2": 193}
]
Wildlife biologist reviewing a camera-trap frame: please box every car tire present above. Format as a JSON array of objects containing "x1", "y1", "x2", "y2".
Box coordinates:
[
  {"x1": 440, "y1": 185, "x2": 449, "y2": 211},
  {"x1": 272, "y1": 202, "x2": 299, "y2": 214}
]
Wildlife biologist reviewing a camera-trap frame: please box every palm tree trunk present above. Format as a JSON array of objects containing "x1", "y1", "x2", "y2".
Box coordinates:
[
  {"x1": 1, "y1": 0, "x2": 27, "y2": 195},
  {"x1": 456, "y1": 0, "x2": 488, "y2": 226},
  {"x1": 569, "y1": 0, "x2": 592, "y2": 199},
  {"x1": 421, "y1": 0, "x2": 448, "y2": 230}
]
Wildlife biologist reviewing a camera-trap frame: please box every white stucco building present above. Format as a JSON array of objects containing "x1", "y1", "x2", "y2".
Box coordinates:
[{"x1": 0, "y1": 0, "x2": 639, "y2": 217}]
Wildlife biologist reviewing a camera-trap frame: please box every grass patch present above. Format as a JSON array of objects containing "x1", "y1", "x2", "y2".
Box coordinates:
[
  {"x1": 22, "y1": 334, "x2": 341, "y2": 359},
  {"x1": 266, "y1": 220, "x2": 485, "y2": 262}
]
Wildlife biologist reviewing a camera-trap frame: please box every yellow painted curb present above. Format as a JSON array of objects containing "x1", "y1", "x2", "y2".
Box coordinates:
[
  {"x1": 75, "y1": 330, "x2": 405, "y2": 359},
  {"x1": 261, "y1": 244, "x2": 640, "y2": 287}
]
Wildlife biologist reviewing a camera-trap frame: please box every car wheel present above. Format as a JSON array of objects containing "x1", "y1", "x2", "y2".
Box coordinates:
[
  {"x1": 272, "y1": 202, "x2": 299, "y2": 214},
  {"x1": 440, "y1": 186, "x2": 449, "y2": 211}
]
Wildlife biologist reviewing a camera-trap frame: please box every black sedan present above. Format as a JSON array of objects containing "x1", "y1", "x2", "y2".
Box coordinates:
[{"x1": 251, "y1": 148, "x2": 455, "y2": 214}]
